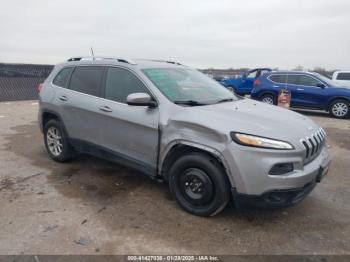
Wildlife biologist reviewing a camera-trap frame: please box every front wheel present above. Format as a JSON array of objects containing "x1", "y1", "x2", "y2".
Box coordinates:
[
  {"x1": 168, "y1": 153, "x2": 230, "y2": 216},
  {"x1": 329, "y1": 99, "x2": 349, "y2": 119}
]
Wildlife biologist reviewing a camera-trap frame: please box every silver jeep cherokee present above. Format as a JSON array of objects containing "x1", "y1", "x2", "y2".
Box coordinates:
[{"x1": 38, "y1": 57, "x2": 331, "y2": 216}]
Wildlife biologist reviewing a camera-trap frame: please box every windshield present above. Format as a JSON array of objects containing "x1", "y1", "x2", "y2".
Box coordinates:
[
  {"x1": 313, "y1": 73, "x2": 342, "y2": 87},
  {"x1": 142, "y1": 68, "x2": 238, "y2": 105}
]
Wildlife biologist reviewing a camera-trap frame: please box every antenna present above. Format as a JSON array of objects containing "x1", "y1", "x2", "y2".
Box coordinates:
[{"x1": 90, "y1": 47, "x2": 95, "y2": 60}]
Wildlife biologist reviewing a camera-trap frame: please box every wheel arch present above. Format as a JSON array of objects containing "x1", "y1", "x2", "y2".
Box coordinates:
[
  {"x1": 41, "y1": 110, "x2": 61, "y2": 132},
  {"x1": 259, "y1": 91, "x2": 277, "y2": 100},
  {"x1": 327, "y1": 96, "x2": 350, "y2": 111},
  {"x1": 41, "y1": 110, "x2": 70, "y2": 138},
  {"x1": 159, "y1": 142, "x2": 234, "y2": 187}
]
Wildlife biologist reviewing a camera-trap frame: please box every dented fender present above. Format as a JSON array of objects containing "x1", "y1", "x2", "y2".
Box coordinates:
[{"x1": 157, "y1": 118, "x2": 236, "y2": 187}]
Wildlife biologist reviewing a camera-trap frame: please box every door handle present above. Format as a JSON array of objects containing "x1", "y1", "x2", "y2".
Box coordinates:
[
  {"x1": 59, "y1": 95, "x2": 68, "y2": 101},
  {"x1": 99, "y1": 106, "x2": 113, "y2": 112},
  {"x1": 297, "y1": 88, "x2": 304, "y2": 91},
  {"x1": 273, "y1": 85, "x2": 279, "y2": 88}
]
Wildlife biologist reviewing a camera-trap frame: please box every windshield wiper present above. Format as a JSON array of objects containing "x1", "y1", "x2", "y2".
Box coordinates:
[
  {"x1": 213, "y1": 98, "x2": 235, "y2": 104},
  {"x1": 173, "y1": 100, "x2": 208, "y2": 106}
]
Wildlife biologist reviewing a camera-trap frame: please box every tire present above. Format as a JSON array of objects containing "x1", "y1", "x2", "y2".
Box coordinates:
[
  {"x1": 329, "y1": 99, "x2": 350, "y2": 119},
  {"x1": 44, "y1": 119, "x2": 74, "y2": 162},
  {"x1": 260, "y1": 94, "x2": 277, "y2": 105},
  {"x1": 168, "y1": 153, "x2": 231, "y2": 217}
]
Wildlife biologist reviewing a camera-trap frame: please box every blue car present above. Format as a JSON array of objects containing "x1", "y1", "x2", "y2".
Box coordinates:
[
  {"x1": 220, "y1": 68, "x2": 272, "y2": 95},
  {"x1": 251, "y1": 71, "x2": 350, "y2": 119}
]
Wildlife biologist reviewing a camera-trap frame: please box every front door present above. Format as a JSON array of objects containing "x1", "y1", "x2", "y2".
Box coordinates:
[
  {"x1": 287, "y1": 74, "x2": 325, "y2": 109},
  {"x1": 242, "y1": 69, "x2": 258, "y2": 93},
  {"x1": 98, "y1": 66, "x2": 159, "y2": 175}
]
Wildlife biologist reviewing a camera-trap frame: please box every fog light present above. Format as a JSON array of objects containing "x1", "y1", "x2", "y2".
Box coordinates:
[{"x1": 269, "y1": 163, "x2": 294, "y2": 175}]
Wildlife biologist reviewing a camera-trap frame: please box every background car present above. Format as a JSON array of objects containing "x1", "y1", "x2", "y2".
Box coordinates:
[
  {"x1": 251, "y1": 71, "x2": 350, "y2": 119},
  {"x1": 220, "y1": 68, "x2": 272, "y2": 95},
  {"x1": 212, "y1": 75, "x2": 228, "y2": 82},
  {"x1": 332, "y1": 71, "x2": 350, "y2": 87}
]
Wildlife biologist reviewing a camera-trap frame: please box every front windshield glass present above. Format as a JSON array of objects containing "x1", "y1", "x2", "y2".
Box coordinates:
[
  {"x1": 142, "y1": 68, "x2": 238, "y2": 104},
  {"x1": 313, "y1": 73, "x2": 342, "y2": 87}
]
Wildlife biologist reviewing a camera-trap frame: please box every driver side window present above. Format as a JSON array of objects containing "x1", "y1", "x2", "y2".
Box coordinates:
[
  {"x1": 298, "y1": 75, "x2": 321, "y2": 87},
  {"x1": 105, "y1": 67, "x2": 151, "y2": 103}
]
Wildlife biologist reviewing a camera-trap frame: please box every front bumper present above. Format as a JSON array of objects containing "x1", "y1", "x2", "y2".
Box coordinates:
[
  {"x1": 223, "y1": 142, "x2": 331, "y2": 196},
  {"x1": 232, "y1": 165, "x2": 329, "y2": 208},
  {"x1": 224, "y1": 142, "x2": 331, "y2": 208}
]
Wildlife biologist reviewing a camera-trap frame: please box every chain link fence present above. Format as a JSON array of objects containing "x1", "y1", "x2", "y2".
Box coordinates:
[{"x1": 0, "y1": 63, "x2": 53, "y2": 102}]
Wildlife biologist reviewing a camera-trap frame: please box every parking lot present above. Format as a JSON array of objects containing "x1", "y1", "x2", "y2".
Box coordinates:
[{"x1": 0, "y1": 100, "x2": 349, "y2": 255}]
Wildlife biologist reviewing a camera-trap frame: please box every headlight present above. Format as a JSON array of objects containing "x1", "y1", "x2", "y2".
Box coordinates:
[{"x1": 231, "y1": 132, "x2": 294, "y2": 150}]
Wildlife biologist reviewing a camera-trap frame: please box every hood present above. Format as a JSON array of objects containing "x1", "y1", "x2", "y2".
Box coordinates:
[
  {"x1": 332, "y1": 81, "x2": 350, "y2": 89},
  {"x1": 171, "y1": 99, "x2": 320, "y2": 147},
  {"x1": 331, "y1": 85, "x2": 350, "y2": 91}
]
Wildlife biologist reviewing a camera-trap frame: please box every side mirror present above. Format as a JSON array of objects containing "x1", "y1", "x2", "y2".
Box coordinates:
[
  {"x1": 127, "y1": 93, "x2": 157, "y2": 107},
  {"x1": 317, "y1": 83, "x2": 326, "y2": 89}
]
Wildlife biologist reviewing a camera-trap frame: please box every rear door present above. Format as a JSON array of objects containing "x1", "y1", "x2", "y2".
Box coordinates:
[
  {"x1": 266, "y1": 73, "x2": 288, "y2": 95},
  {"x1": 57, "y1": 65, "x2": 105, "y2": 145},
  {"x1": 283, "y1": 75, "x2": 303, "y2": 107},
  {"x1": 99, "y1": 66, "x2": 159, "y2": 175}
]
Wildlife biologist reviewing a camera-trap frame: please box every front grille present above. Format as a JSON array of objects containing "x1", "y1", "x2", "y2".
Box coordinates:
[{"x1": 300, "y1": 128, "x2": 326, "y2": 163}]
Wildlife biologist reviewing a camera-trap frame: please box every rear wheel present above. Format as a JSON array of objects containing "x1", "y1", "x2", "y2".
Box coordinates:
[
  {"x1": 260, "y1": 94, "x2": 277, "y2": 105},
  {"x1": 168, "y1": 153, "x2": 230, "y2": 216},
  {"x1": 329, "y1": 99, "x2": 349, "y2": 119},
  {"x1": 44, "y1": 119, "x2": 74, "y2": 162}
]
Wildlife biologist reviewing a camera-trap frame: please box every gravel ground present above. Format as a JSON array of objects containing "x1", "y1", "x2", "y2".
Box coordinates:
[{"x1": 0, "y1": 101, "x2": 349, "y2": 255}]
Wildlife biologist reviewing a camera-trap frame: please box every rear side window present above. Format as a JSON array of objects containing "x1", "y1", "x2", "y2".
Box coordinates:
[
  {"x1": 286, "y1": 75, "x2": 300, "y2": 85},
  {"x1": 69, "y1": 66, "x2": 104, "y2": 96},
  {"x1": 53, "y1": 67, "x2": 74, "y2": 88},
  {"x1": 337, "y1": 73, "x2": 350, "y2": 81},
  {"x1": 269, "y1": 74, "x2": 287, "y2": 83},
  {"x1": 269, "y1": 74, "x2": 320, "y2": 87},
  {"x1": 104, "y1": 67, "x2": 150, "y2": 103}
]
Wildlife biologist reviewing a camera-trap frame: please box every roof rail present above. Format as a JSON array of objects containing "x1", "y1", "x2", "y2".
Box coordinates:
[
  {"x1": 138, "y1": 59, "x2": 183, "y2": 66},
  {"x1": 67, "y1": 56, "x2": 137, "y2": 65}
]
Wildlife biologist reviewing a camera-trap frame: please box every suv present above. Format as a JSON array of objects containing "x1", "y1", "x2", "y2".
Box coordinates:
[
  {"x1": 220, "y1": 68, "x2": 272, "y2": 95},
  {"x1": 39, "y1": 57, "x2": 331, "y2": 216},
  {"x1": 251, "y1": 71, "x2": 350, "y2": 119},
  {"x1": 332, "y1": 71, "x2": 350, "y2": 88}
]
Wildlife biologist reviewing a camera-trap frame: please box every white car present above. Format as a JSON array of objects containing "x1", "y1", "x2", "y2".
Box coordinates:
[{"x1": 332, "y1": 71, "x2": 350, "y2": 87}]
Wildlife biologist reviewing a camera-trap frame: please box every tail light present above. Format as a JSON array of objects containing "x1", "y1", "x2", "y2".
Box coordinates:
[
  {"x1": 253, "y1": 79, "x2": 261, "y2": 87},
  {"x1": 38, "y1": 83, "x2": 44, "y2": 92}
]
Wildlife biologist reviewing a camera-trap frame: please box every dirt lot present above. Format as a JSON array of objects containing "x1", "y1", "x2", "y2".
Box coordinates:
[{"x1": 0, "y1": 100, "x2": 349, "y2": 255}]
